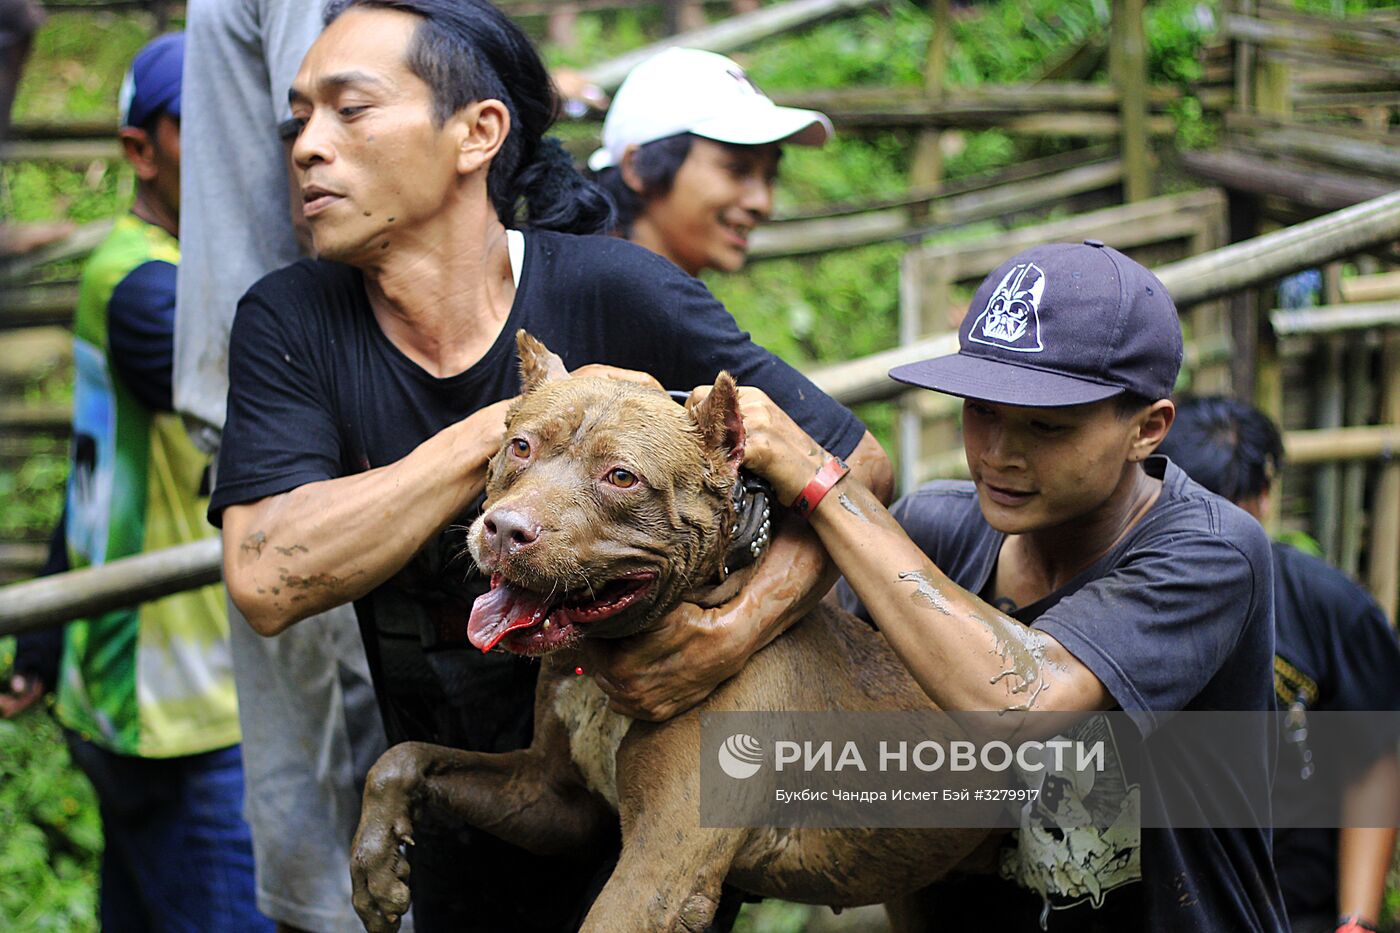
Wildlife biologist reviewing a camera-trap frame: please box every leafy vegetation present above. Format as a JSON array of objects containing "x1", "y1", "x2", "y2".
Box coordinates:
[{"x1": 0, "y1": 709, "x2": 101, "y2": 932}]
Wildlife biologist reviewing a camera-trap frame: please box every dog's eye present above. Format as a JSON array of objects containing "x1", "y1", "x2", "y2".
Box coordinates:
[
  {"x1": 510, "y1": 438, "x2": 531, "y2": 458},
  {"x1": 606, "y1": 468, "x2": 638, "y2": 489}
]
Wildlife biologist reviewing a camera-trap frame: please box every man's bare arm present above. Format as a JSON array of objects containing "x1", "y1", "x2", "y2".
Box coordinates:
[{"x1": 221, "y1": 400, "x2": 509, "y2": 635}]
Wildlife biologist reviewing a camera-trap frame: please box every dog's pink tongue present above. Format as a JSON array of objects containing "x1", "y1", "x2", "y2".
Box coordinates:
[{"x1": 468, "y1": 583, "x2": 550, "y2": 653}]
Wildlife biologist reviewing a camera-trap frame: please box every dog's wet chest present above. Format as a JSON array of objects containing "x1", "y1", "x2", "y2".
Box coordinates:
[{"x1": 551, "y1": 675, "x2": 632, "y2": 810}]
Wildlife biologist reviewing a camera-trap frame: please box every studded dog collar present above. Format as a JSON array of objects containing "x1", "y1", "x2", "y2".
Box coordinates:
[{"x1": 665, "y1": 390, "x2": 774, "y2": 583}]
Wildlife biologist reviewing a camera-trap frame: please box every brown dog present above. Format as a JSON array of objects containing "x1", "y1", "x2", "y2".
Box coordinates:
[{"x1": 349, "y1": 332, "x2": 990, "y2": 933}]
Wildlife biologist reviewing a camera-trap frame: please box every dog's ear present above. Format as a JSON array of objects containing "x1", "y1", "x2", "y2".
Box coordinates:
[
  {"x1": 691, "y1": 372, "x2": 745, "y2": 474},
  {"x1": 517, "y1": 330, "x2": 568, "y2": 393}
]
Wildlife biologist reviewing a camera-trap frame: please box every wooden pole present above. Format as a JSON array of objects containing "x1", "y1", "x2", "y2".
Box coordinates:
[
  {"x1": 1270, "y1": 301, "x2": 1400, "y2": 336},
  {"x1": 1286, "y1": 425, "x2": 1400, "y2": 465},
  {"x1": 0, "y1": 538, "x2": 222, "y2": 638},
  {"x1": 910, "y1": 0, "x2": 951, "y2": 217},
  {"x1": 1226, "y1": 193, "x2": 1260, "y2": 401},
  {"x1": 0, "y1": 220, "x2": 112, "y2": 284},
  {"x1": 1340, "y1": 335, "x2": 1372, "y2": 578},
  {"x1": 1154, "y1": 190, "x2": 1400, "y2": 309},
  {"x1": 1368, "y1": 331, "x2": 1400, "y2": 624},
  {"x1": 1233, "y1": 0, "x2": 1257, "y2": 113},
  {"x1": 1111, "y1": 0, "x2": 1152, "y2": 202},
  {"x1": 1314, "y1": 336, "x2": 1345, "y2": 563}
]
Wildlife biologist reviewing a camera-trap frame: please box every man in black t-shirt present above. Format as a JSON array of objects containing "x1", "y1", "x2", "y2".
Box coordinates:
[
  {"x1": 731, "y1": 241, "x2": 1288, "y2": 931},
  {"x1": 210, "y1": 2, "x2": 889, "y2": 930},
  {"x1": 1161, "y1": 396, "x2": 1400, "y2": 933}
]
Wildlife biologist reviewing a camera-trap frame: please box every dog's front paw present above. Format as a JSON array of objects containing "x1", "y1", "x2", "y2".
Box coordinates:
[{"x1": 350, "y1": 813, "x2": 414, "y2": 933}]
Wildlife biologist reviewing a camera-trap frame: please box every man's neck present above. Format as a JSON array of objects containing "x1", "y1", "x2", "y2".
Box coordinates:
[
  {"x1": 131, "y1": 189, "x2": 177, "y2": 239},
  {"x1": 361, "y1": 209, "x2": 516, "y2": 379},
  {"x1": 1002, "y1": 463, "x2": 1163, "y2": 602},
  {"x1": 627, "y1": 217, "x2": 691, "y2": 276}
]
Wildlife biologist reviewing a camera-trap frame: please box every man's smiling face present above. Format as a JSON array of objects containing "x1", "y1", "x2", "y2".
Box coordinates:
[
  {"x1": 638, "y1": 139, "x2": 780, "y2": 276},
  {"x1": 288, "y1": 7, "x2": 465, "y2": 263}
]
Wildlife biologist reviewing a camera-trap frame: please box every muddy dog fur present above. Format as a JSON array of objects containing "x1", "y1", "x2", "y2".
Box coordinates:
[{"x1": 349, "y1": 332, "x2": 991, "y2": 933}]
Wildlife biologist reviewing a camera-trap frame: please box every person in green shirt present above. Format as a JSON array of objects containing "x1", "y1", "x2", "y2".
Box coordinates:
[{"x1": 20, "y1": 34, "x2": 271, "y2": 932}]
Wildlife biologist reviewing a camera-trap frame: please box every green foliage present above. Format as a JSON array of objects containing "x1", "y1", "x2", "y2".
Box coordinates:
[
  {"x1": 733, "y1": 899, "x2": 814, "y2": 933},
  {"x1": 1145, "y1": 0, "x2": 1212, "y2": 86},
  {"x1": 2, "y1": 10, "x2": 143, "y2": 255},
  {"x1": 771, "y1": 134, "x2": 911, "y2": 209},
  {"x1": 0, "y1": 359, "x2": 73, "y2": 540},
  {"x1": 948, "y1": 0, "x2": 1108, "y2": 85},
  {"x1": 0, "y1": 450, "x2": 67, "y2": 540},
  {"x1": 12, "y1": 13, "x2": 154, "y2": 121},
  {"x1": 1275, "y1": 529, "x2": 1325, "y2": 558},
  {"x1": 2, "y1": 159, "x2": 132, "y2": 229},
  {"x1": 0, "y1": 710, "x2": 101, "y2": 933},
  {"x1": 540, "y1": 9, "x2": 662, "y2": 68},
  {"x1": 707, "y1": 243, "x2": 902, "y2": 366},
  {"x1": 708, "y1": 244, "x2": 904, "y2": 454},
  {"x1": 740, "y1": 1, "x2": 931, "y2": 90}
]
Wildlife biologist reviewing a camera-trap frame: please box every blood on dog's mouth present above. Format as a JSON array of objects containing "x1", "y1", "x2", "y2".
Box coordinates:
[{"x1": 467, "y1": 571, "x2": 658, "y2": 655}]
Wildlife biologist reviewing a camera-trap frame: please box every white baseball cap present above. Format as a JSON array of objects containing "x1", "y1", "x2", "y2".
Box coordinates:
[{"x1": 587, "y1": 48, "x2": 833, "y2": 172}]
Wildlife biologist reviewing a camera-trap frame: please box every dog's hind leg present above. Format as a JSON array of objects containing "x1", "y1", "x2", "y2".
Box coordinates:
[{"x1": 350, "y1": 716, "x2": 614, "y2": 932}]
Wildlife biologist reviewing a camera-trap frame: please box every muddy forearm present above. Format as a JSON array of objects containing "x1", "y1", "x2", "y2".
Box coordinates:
[
  {"x1": 223, "y1": 411, "x2": 501, "y2": 634},
  {"x1": 808, "y1": 478, "x2": 1106, "y2": 719}
]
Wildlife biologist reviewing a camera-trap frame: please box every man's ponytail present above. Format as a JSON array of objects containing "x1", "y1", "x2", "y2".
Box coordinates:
[{"x1": 510, "y1": 137, "x2": 614, "y2": 235}]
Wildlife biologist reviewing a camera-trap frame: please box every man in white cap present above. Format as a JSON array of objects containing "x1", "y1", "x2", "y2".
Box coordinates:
[{"x1": 589, "y1": 47, "x2": 831, "y2": 277}]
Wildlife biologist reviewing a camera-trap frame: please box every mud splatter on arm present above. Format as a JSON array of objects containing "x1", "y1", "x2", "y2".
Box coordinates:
[{"x1": 803, "y1": 478, "x2": 1107, "y2": 727}]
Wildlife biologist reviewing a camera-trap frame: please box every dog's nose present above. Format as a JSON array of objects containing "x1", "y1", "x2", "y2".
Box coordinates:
[{"x1": 482, "y1": 508, "x2": 540, "y2": 555}]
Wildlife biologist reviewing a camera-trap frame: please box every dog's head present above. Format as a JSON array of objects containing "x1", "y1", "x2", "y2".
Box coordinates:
[{"x1": 466, "y1": 331, "x2": 744, "y2": 656}]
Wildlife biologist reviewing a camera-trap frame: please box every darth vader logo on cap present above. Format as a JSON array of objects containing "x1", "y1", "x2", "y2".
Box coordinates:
[{"x1": 969, "y1": 262, "x2": 1046, "y2": 353}]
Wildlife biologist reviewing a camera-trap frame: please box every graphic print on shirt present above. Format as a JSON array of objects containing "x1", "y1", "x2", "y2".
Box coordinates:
[
  {"x1": 999, "y1": 715, "x2": 1141, "y2": 921},
  {"x1": 68, "y1": 338, "x2": 117, "y2": 566}
]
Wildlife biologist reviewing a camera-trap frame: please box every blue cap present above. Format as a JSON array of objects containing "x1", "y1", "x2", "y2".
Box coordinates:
[
  {"x1": 889, "y1": 240, "x2": 1183, "y2": 407},
  {"x1": 119, "y1": 32, "x2": 184, "y2": 128}
]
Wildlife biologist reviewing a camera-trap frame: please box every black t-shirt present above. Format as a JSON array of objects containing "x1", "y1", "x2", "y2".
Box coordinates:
[
  {"x1": 212, "y1": 230, "x2": 867, "y2": 751},
  {"x1": 1270, "y1": 541, "x2": 1400, "y2": 927},
  {"x1": 838, "y1": 456, "x2": 1288, "y2": 932}
]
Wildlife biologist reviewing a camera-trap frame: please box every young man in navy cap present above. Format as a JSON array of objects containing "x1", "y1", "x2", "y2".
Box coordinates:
[{"x1": 733, "y1": 240, "x2": 1288, "y2": 930}]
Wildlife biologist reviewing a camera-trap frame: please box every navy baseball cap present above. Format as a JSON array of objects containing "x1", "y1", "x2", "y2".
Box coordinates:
[
  {"x1": 119, "y1": 32, "x2": 183, "y2": 129},
  {"x1": 889, "y1": 240, "x2": 1183, "y2": 408}
]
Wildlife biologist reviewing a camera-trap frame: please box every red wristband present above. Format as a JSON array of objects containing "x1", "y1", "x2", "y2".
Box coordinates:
[{"x1": 790, "y1": 457, "x2": 849, "y2": 519}]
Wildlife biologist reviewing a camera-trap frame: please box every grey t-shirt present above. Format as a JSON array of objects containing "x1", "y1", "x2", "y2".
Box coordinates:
[
  {"x1": 174, "y1": 5, "x2": 390, "y2": 933},
  {"x1": 839, "y1": 456, "x2": 1287, "y2": 932}
]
